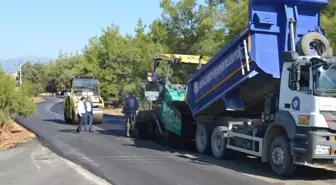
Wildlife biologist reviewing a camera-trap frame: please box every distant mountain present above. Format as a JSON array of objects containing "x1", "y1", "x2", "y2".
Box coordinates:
[{"x1": 0, "y1": 55, "x2": 53, "y2": 73}]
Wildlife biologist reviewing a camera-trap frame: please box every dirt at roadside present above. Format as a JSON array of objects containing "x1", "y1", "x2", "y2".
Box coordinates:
[
  {"x1": 33, "y1": 97, "x2": 46, "y2": 103},
  {"x1": 0, "y1": 122, "x2": 35, "y2": 150},
  {"x1": 0, "y1": 97, "x2": 44, "y2": 150}
]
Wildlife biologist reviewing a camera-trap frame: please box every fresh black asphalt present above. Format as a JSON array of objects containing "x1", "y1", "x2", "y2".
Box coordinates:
[{"x1": 15, "y1": 97, "x2": 336, "y2": 185}]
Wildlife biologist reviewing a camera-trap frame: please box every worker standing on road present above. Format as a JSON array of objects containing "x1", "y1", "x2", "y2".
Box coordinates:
[
  {"x1": 122, "y1": 92, "x2": 139, "y2": 137},
  {"x1": 76, "y1": 97, "x2": 87, "y2": 133},
  {"x1": 86, "y1": 96, "x2": 94, "y2": 132}
]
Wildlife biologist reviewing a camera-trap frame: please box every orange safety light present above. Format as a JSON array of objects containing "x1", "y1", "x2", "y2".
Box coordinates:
[{"x1": 331, "y1": 148, "x2": 335, "y2": 155}]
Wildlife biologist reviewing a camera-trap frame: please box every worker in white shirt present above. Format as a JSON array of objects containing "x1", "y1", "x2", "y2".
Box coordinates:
[
  {"x1": 76, "y1": 97, "x2": 87, "y2": 133},
  {"x1": 86, "y1": 96, "x2": 94, "y2": 132}
]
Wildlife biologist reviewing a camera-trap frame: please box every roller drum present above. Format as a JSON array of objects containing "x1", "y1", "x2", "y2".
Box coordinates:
[{"x1": 92, "y1": 108, "x2": 104, "y2": 125}]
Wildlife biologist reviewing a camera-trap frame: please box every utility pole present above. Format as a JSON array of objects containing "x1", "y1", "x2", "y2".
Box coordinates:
[
  {"x1": 19, "y1": 62, "x2": 22, "y2": 86},
  {"x1": 15, "y1": 62, "x2": 23, "y2": 86}
]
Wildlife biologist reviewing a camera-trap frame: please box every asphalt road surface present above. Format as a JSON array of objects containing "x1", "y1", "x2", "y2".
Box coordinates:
[
  {"x1": 16, "y1": 97, "x2": 336, "y2": 185},
  {"x1": 0, "y1": 139, "x2": 110, "y2": 185}
]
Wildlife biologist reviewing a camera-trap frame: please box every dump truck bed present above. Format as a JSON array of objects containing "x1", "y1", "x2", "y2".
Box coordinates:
[{"x1": 186, "y1": 0, "x2": 328, "y2": 117}]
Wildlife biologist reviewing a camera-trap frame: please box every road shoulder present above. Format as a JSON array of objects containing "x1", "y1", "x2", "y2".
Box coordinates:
[{"x1": 0, "y1": 139, "x2": 112, "y2": 185}]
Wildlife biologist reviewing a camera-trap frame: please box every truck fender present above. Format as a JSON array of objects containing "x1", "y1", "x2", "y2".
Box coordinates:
[{"x1": 261, "y1": 110, "x2": 296, "y2": 163}]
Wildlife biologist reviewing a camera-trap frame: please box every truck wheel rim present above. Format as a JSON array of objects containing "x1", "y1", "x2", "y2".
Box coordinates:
[
  {"x1": 214, "y1": 135, "x2": 221, "y2": 152},
  {"x1": 310, "y1": 39, "x2": 325, "y2": 56},
  {"x1": 272, "y1": 147, "x2": 284, "y2": 166}
]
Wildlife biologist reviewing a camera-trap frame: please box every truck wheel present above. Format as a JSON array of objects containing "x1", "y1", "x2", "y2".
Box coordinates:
[
  {"x1": 134, "y1": 121, "x2": 149, "y2": 139},
  {"x1": 134, "y1": 111, "x2": 151, "y2": 139},
  {"x1": 131, "y1": 123, "x2": 140, "y2": 138},
  {"x1": 211, "y1": 126, "x2": 232, "y2": 159},
  {"x1": 269, "y1": 134, "x2": 297, "y2": 177},
  {"x1": 297, "y1": 32, "x2": 333, "y2": 57},
  {"x1": 195, "y1": 124, "x2": 213, "y2": 154}
]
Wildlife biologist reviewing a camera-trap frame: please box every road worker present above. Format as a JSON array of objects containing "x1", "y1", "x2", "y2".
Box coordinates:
[{"x1": 122, "y1": 92, "x2": 139, "y2": 137}]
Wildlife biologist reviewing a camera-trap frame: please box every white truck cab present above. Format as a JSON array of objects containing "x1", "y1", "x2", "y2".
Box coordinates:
[{"x1": 278, "y1": 53, "x2": 336, "y2": 164}]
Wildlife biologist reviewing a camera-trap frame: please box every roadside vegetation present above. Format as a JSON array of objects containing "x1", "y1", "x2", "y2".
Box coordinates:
[
  {"x1": 17, "y1": 0, "x2": 336, "y2": 108},
  {"x1": 0, "y1": 68, "x2": 38, "y2": 150},
  {"x1": 0, "y1": 70, "x2": 36, "y2": 125}
]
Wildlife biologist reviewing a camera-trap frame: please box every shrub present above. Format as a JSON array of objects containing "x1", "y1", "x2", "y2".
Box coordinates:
[
  {"x1": 23, "y1": 80, "x2": 44, "y2": 97},
  {"x1": 0, "y1": 70, "x2": 36, "y2": 125}
]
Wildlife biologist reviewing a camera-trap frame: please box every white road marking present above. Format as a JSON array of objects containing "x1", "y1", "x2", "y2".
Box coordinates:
[
  {"x1": 75, "y1": 152, "x2": 100, "y2": 167},
  {"x1": 61, "y1": 157, "x2": 111, "y2": 185},
  {"x1": 180, "y1": 154, "x2": 198, "y2": 159},
  {"x1": 30, "y1": 150, "x2": 41, "y2": 170}
]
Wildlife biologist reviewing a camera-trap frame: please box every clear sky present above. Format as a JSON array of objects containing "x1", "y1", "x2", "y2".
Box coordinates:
[{"x1": 0, "y1": 0, "x2": 163, "y2": 60}]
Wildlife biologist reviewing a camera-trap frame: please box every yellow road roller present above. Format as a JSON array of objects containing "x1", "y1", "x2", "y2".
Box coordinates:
[{"x1": 63, "y1": 75, "x2": 104, "y2": 125}]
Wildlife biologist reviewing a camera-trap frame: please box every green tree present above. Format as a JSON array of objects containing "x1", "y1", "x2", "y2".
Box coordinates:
[
  {"x1": 321, "y1": 0, "x2": 336, "y2": 52},
  {"x1": 0, "y1": 70, "x2": 35, "y2": 125},
  {"x1": 20, "y1": 62, "x2": 48, "y2": 94},
  {"x1": 156, "y1": 0, "x2": 225, "y2": 55},
  {"x1": 217, "y1": 0, "x2": 248, "y2": 41}
]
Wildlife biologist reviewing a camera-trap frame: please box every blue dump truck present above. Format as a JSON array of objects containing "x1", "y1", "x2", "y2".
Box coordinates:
[
  {"x1": 135, "y1": 0, "x2": 336, "y2": 177},
  {"x1": 185, "y1": 0, "x2": 336, "y2": 177}
]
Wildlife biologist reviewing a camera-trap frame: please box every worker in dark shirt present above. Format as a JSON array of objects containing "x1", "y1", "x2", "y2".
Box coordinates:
[
  {"x1": 147, "y1": 71, "x2": 160, "y2": 82},
  {"x1": 152, "y1": 72, "x2": 159, "y2": 81},
  {"x1": 86, "y1": 96, "x2": 94, "y2": 132},
  {"x1": 122, "y1": 92, "x2": 139, "y2": 137}
]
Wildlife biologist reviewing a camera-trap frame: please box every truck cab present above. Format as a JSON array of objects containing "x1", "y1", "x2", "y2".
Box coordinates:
[{"x1": 278, "y1": 53, "x2": 336, "y2": 158}]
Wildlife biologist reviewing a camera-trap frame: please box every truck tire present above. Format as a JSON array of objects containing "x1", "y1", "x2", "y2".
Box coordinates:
[
  {"x1": 134, "y1": 111, "x2": 151, "y2": 139},
  {"x1": 132, "y1": 122, "x2": 141, "y2": 138},
  {"x1": 269, "y1": 134, "x2": 297, "y2": 177},
  {"x1": 195, "y1": 123, "x2": 213, "y2": 154},
  {"x1": 297, "y1": 32, "x2": 333, "y2": 57},
  {"x1": 211, "y1": 126, "x2": 232, "y2": 159}
]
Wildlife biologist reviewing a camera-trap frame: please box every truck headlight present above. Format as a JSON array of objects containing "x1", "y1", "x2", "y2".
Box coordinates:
[{"x1": 315, "y1": 145, "x2": 330, "y2": 155}]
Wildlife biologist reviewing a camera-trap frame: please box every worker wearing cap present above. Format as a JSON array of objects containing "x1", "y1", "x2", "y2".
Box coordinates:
[{"x1": 122, "y1": 92, "x2": 139, "y2": 137}]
